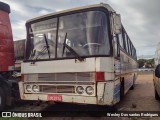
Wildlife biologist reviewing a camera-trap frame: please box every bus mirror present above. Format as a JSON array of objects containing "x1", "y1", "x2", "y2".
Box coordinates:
[
  {"x1": 155, "y1": 64, "x2": 160, "y2": 78},
  {"x1": 113, "y1": 14, "x2": 122, "y2": 34}
]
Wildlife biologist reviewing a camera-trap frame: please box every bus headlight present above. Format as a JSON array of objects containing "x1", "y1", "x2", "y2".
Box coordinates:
[
  {"x1": 26, "y1": 85, "x2": 32, "y2": 92},
  {"x1": 32, "y1": 85, "x2": 39, "y2": 92},
  {"x1": 86, "y1": 86, "x2": 94, "y2": 95},
  {"x1": 76, "y1": 86, "x2": 84, "y2": 94}
]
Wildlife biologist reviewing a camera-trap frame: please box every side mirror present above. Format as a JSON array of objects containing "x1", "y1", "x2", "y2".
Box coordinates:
[
  {"x1": 155, "y1": 64, "x2": 160, "y2": 78},
  {"x1": 113, "y1": 13, "x2": 122, "y2": 34}
]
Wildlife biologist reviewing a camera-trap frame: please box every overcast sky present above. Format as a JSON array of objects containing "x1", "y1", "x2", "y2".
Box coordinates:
[{"x1": 1, "y1": 0, "x2": 159, "y2": 56}]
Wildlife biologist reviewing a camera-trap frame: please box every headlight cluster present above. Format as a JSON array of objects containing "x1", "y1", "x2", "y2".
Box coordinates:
[
  {"x1": 76, "y1": 86, "x2": 94, "y2": 95},
  {"x1": 26, "y1": 85, "x2": 39, "y2": 92}
]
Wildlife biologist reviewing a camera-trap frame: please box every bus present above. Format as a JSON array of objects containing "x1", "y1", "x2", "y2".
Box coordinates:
[
  {"x1": 19, "y1": 3, "x2": 138, "y2": 107},
  {"x1": 154, "y1": 43, "x2": 160, "y2": 100}
]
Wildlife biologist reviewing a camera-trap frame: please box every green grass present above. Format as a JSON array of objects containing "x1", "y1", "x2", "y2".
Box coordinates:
[{"x1": 0, "y1": 118, "x2": 26, "y2": 120}]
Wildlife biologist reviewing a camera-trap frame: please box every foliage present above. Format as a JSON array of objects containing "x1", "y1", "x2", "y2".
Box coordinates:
[{"x1": 138, "y1": 58, "x2": 154, "y2": 68}]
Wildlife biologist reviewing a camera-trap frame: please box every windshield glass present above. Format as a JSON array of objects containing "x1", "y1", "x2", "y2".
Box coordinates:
[{"x1": 25, "y1": 10, "x2": 111, "y2": 60}]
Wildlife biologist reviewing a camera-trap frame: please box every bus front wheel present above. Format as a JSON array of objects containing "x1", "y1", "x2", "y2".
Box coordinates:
[
  {"x1": 120, "y1": 79, "x2": 124, "y2": 100},
  {"x1": 130, "y1": 75, "x2": 135, "y2": 90}
]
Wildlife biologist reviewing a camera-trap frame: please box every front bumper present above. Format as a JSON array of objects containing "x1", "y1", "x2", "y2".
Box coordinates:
[{"x1": 19, "y1": 81, "x2": 116, "y2": 106}]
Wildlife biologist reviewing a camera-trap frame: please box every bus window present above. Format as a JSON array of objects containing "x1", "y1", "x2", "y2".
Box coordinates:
[
  {"x1": 124, "y1": 33, "x2": 129, "y2": 53},
  {"x1": 57, "y1": 11, "x2": 111, "y2": 58},
  {"x1": 118, "y1": 32, "x2": 124, "y2": 49},
  {"x1": 127, "y1": 38, "x2": 131, "y2": 56},
  {"x1": 114, "y1": 35, "x2": 120, "y2": 58},
  {"x1": 130, "y1": 44, "x2": 133, "y2": 56}
]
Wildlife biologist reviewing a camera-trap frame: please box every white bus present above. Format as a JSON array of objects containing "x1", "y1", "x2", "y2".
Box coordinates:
[{"x1": 19, "y1": 3, "x2": 138, "y2": 106}]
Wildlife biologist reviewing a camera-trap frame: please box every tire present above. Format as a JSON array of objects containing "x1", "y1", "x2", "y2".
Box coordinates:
[
  {"x1": 155, "y1": 88, "x2": 160, "y2": 100},
  {"x1": 120, "y1": 79, "x2": 124, "y2": 100},
  {"x1": 130, "y1": 85, "x2": 134, "y2": 90},
  {"x1": 130, "y1": 75, "x2": 135, "y2": 90},
  {"x1": 0, "y1": 87, "x2": 6, "y2": 111},
  {"x1": 130, "y1": 83, "x2": 135, "y2": 90}
]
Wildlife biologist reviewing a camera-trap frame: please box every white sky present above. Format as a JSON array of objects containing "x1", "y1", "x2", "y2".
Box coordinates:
[{"x1": 1, "y1": 0, "x2": 159, "y2": 56}]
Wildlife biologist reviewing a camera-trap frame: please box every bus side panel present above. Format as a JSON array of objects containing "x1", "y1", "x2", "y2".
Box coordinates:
[
  {"x1": 95, "y1": 57, "x2": 114, "y2": 72},
  {"x1": 120, "y1": 50, "x2": 137, "y2": 94},
  {"x1": 124, "y1": 73, "x2": 134, "y2": 94},
  {"x1": 97, "y1": 82, "x2": 106, "y2": 105},
  {"x1": 102, "y1": 79, "x2": 120, "y2": 105},
  {"x1": 113, "y1": 78, "x2": 120, "y2": 104},
  {"x1": 103, "y1": 81, "x2": 114, "y2": 105}
]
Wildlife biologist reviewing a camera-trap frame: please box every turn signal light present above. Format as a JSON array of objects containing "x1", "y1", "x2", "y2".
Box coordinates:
[
  {"x1": 96, "y1": 72, "x2": 105, "y2": 81},
  {"x1": 21, "y1": 74, "x2": 24, "y2": 81}
]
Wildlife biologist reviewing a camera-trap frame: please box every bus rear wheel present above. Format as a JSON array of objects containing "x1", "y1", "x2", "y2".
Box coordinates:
[
  {"x1": 130, "y1": 75, "x2": 135, "y2": 90},
  {"x1": 130, "y1": 84, "x2": 135, "y2": 90},
  {"x1": 0, "y1": 87, "x2": 6, "y2": 111}
]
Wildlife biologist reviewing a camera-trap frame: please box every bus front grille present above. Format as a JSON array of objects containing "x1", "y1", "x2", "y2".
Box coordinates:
[
  {"x1": 39, "y1": 85, "x2": 75, "y2": 93},
  {"x1": 24, "y1": 72, "x2": 95, "y2": 82}
]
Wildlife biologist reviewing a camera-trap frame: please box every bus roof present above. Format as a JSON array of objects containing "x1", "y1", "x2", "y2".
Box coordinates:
[{"x1": 26, "y1": 3, "x2": 115, "y2": 23}]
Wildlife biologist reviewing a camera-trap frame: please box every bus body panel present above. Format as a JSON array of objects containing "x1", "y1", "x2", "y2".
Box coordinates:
[
  {"x1": 119, "y1": 50, "x2": 137, "y2": 94},
  {"x1": 20, "y1": 57, "x2": 119, "y2": 106},
  {"x1": 21, "y1": 57, "x2": 114, "y2": 74},
  {"x1": 19, "y1": 81, "x2": 120, "y2": 105},
  {"x1": 0, "y1": 10, "x2": 14, "y2": 72}
]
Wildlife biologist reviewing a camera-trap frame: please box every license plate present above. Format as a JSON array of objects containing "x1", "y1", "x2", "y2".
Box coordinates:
[{"x1": 47, "y1": 95, "x2": 62, "y2": 102}]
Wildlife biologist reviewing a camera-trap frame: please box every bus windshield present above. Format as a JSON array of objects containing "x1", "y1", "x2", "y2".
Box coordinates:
[{"x1": 25, "y1": 10, "x2": 111, "y2": 61}]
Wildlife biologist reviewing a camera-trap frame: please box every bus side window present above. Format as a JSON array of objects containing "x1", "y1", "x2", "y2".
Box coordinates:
[
  {"x1": 124, "y1": 33, "x2": 129, "y2": 53},
  {"x1": 133, "y1": 47, "x2": 137, "y2": 59},
  {"x1": 122, "y1": 28, "x2": 127, "y2": 52},
  {"x1": 130, "y1": 44, "x2": 133, "y2": 56},
  {"x1": 114, "y1": 35, "x2": 120, "y2": 58},
  {"x1": 118, "y1": 29, "x2": 124, "y2": 49},
  {"x1": 127, "y1": 38, "x2": 131, "y2": 56}
]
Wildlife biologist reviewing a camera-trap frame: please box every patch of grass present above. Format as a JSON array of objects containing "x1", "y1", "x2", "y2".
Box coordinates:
[{"x1": 0, "y1": 118, "x2": 26, "y2": 120}]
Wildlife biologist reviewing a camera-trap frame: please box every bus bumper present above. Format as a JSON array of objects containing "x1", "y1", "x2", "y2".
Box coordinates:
[
  {"x1": 19, "y1": 81, "x2": 119, "y2": 106},
  {"x1": 21, "y1": 93, "x2": 98, "y2": 105}
]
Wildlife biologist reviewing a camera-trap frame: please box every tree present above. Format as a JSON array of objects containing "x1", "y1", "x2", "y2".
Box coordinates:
[
  {"x1": 146, "y1": 59, "x2": 154, "y2": 68},
  {"x1": 137, "y1": 58, "x2": 154, "y2": 68},
  {"x1": 138, "y1": 59, "x2": 146, "y2": 68}
]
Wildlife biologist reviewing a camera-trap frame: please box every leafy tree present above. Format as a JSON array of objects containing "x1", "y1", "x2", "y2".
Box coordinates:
[
  {"x1": 138, "y1": 59, "x2": 146, "y2": 68},
  {"x1": 146, "y1": 59, "x2": 154, "y2": 68},
  {"x1": 137, "y1": 58, "x2": 154, "y2": 68}
]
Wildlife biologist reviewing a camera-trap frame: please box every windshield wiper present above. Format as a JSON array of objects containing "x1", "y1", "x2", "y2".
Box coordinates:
[
  {"x1": 44, "y1": 34, "x2": 50, "y2": 59},
  {"x1": 62, "y1": 33, "x2": 84, "y2": 61},
  {"x1": 31, "y1": 34, "x2": 50, "y2": 64},
  {"x1": 31, "y1": 46, "x2": 47, "y2": 64}
]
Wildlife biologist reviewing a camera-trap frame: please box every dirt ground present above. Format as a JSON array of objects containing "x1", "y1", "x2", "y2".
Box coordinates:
[
  {"x1": 35, "y1": 71, "x2": 160, "y2": 120},
  {"x1": 117, "y1": 71, "x2": 160, "y2": 111},
  {"x1": 7, "y1": 71, "x2": 160, "y2": 120}
]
